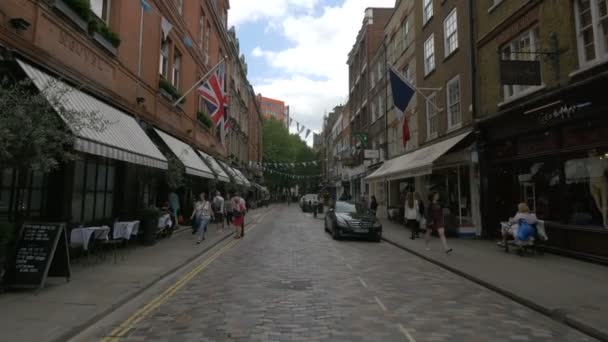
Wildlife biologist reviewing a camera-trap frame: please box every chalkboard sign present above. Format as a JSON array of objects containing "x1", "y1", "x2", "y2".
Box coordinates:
[{"x1": 7, "y1": 222, "x2": 70, "y2": 291}]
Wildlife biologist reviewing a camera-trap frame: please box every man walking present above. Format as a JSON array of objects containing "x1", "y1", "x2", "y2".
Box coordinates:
[{"x1": 212, "y1": 191, "x2": 225, "y2": 231}]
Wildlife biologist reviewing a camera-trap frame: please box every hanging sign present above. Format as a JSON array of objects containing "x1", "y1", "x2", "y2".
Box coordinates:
[
  {"x1": 500, "y1": 60, "x2": 541, "y2": 85},
  {"x1": 364, "y1": 149, "x2": 380, "y2": 159}
]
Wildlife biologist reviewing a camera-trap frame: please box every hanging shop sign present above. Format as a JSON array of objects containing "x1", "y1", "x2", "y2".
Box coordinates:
[
  {"x1": 364, "y1": 149, "x2": 380, "y2": 159},
  {"x1": 500, "y1": 60, "x2": 541, "y2": 86}
]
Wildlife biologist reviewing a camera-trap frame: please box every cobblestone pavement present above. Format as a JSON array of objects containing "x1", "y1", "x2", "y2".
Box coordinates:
[{"x1": 104, "y1": 205, "x2": 597, "y2": 341}]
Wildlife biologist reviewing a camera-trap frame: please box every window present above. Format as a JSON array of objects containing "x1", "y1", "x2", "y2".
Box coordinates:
[
  {"x1": 446, "y1": 75, "x2": 461, "y2": 129},
  {"x1": 172, "y1": 49, "x2": 182, "y2": 89},
  {"x1": 205, "y1": 22, "x2": 211, "y2": 64},
  {"x1": 198, "y1": 14, "x2": 205, "y2": 49},
  {"x1": 424, "y1": 34, "x2": 436, "y2": 75},
  {"x1": 423, "y1": 0, "x2": 433, "y2": 24},
  {"x1": 574, "y1": 0, "x2": 608, "y2": 65},
  {"x1": 501, "y1": 27, "x2": 540, "y2": 99},
  {"x1": 160, "y1": 38, "x2": 170, "y2": 78},
  {"x1": 444, "y1": 8, "x2": 458, "y2": 56},
  {"x1": 371, "y1": 101, "x2": 377, "y2": 122},
  {"x1": 91, "y1": 0, "x2": 111, "y2": 22},
  {"x1": 377, "y1": 61, "x2": 383, "y2": 81},
  {"x1": 426, "y1": 92, "x2": 438, "y2": 139},
  {"x1": 378, "y1": 95, "x2": 384, "y2": 119},
  {"x1": 371, "y1": 65, "x2": 376, "y2": 88},
  {"x1": 403, "y1": 64, "x2": 411, "y2": 82},
  {"x1": 176, "y1": 0, "x2": 183, "y2": 15},
  {"x1": 402, "y1": 18, "x2": 411, "y2": 47},
  {"x1": 71, "y1": 159, "x2": 115, "y2": 224}
]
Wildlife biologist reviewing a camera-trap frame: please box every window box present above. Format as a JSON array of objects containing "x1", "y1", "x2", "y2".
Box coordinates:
[
  {"x1": 159, "y1": 77, "x2": 185, "y2": 104},
  {"x1": 197, "y1": 111, "x2": 213, "y2": 129},
  {"x1": 92, "y1": 31, "x2": 117, "y2": 55},
  {"x1": 52, "y1": 0, "x2": 90, "y2": 31},
  {"x1": 88, "y1": 19, "x2": 121, "y2": 54}
]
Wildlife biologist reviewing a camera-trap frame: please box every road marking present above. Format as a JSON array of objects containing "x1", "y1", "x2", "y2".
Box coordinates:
[
  {"x1": 398, "y1": 323, "x2": 416, "y2": 342},
  {"x1": 345, "y1": 263, "x2": 353, "y2": 270},
  {"x1": 374, "y1": 296, "x2": 387, "y2": 312},
  {"x1": 357, "y1": 276, "x2": 368, "y2": 288},
  {"x1": 99, "y1": 217, "x2": 266, "y2": 342}
]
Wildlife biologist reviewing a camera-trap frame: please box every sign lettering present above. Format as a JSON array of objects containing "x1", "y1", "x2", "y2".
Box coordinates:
[
  {"x1": 526, "y1": 102, "x2": 592, "y2": 125},
  {"x1": 58, "y1": 29, "x2": 105, "y2": 72}
]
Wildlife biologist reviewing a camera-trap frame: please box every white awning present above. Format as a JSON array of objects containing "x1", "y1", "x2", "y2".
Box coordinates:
[
  {"x1": 17, "y1": 59, "x2": 167, "y2": 170},
  {"x1": 218, "y1": 161, "x2": 245, "y2": 186},
  {"x1": 154, "y1": 129, "x2": 214, "y2": 179},
  {"x1": 366, "y1": 131, "x2": 471, "y2": 181},
  {"x1": 232, "y1": 168, "x2": 251, "y2": 187},
  {"x1": 197, "y1": 150, "x2": 230, "y2": 182}
]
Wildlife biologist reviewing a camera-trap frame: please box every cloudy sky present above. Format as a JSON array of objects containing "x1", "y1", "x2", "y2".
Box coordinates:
[{"x1": 228, "y1": 0, "x2": 395, "y2": 144}]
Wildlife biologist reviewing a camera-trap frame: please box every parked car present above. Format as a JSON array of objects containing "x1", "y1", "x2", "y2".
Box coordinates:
[
  {"x1": 300, "y1": 194, "x2": 318, "y2": 212},
  {"x1": 324, "y1": 201, "x2": 382, "y2": 242}
]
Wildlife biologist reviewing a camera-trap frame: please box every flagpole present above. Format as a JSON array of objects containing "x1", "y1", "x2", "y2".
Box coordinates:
[
  {"x1": 388, "y1": 64, "x2": 442, "y2": 113},
  {"x1": 172, "y1": 55, "x2": 228, "y2": 107}
]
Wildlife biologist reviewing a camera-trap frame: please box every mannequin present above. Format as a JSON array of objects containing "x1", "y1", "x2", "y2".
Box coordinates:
[{"x1": 587, "y1": 151, "x2": 608, "y2": 227}]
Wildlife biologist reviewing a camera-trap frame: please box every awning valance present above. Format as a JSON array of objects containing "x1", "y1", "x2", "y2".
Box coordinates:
[
  {"x1": 17, "y1": 59, "x2": 168, "y2": 170},
  {"x1": 154, "y1": 129, "x2": 214, "y2": 179},
  {"x1": 366, "y1": 131, "x2": 471, "y2": 181},
  {"x1": 218, "y1": 161, "x2": 245, "y2": 186},
  {"x1": 232, "y1": 168, "x2": 251, "y2": 187},
  {"x1": 197, "y1": 150, "x2": 230, "y2": 182}
]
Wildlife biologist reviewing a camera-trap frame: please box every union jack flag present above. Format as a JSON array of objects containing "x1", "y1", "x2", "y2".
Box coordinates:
[{"x1": 197, "y1": 62, "x2": 229, "y2": 143}]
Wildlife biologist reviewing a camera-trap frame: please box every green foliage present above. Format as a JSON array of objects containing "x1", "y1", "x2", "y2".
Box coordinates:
[
  {"x1": 197, "y1": 111, "x2": 213, "y2": 128},
  {"x1": 0, "y1": 77, "x2": 107, "y2": 172},
  {"x1": 159, "y1": 78, "x2": 185, "y2": 104},
  {"x1": 165, "y1": 153, "x2": 185, "y2": 191},
  {"x1": 262, "y1": 117, "x2": 321, "y2": 193},
  {"x1": 97, "y1": 22, "x2": 121, "y2": 48},
  {"x1": 63, "y1": 0, "x2": 91, "y2": 21}
]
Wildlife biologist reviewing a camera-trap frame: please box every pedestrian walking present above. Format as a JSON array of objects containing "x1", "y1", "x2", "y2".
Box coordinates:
[
  {"x1": 415, "y1": 192, "x2": 426, "y2": 233},
  {"x1": 212, "y1": 191, "x2": 225, "y2": 231},
  {"x1": 225, "y1": 193, "x2": 233, "y2": 229},
  {"x1": 191, "y1": 193, "x2": 213, "y2": 244},
  {"x1": 425, "y1": 192, "x2": 452, "y2": 253},
  {"x1": 231, "y1": 192, "x2": 246, "y2": 239},
  {"x1": 370, "y1": 195, "x2": 378, "y2": 217},
  {"x1": 404, "y1": 192, "x2": 420, "y2": 240}
]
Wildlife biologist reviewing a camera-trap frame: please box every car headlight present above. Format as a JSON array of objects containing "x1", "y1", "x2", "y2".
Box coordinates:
[{"x1": 336, "y1": 217, "x2": 347, "y2": 227}]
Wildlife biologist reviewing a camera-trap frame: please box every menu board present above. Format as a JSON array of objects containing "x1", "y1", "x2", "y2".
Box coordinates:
[{"x1": 7, "y1": 222, "x2": 70, "y2": 291}]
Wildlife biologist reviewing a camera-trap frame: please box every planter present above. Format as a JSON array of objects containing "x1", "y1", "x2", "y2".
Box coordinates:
[
  {"x1": 92, "y1": 32, "x2": 118, "y2": 55},
  {"x1": 139, "y1": 208, "x2": 160, "y2": 246},
  {"x1": 159, "y1": 88, "x2": 174, "y2": 102},
  {"x1": 53, "y1": 0, "x2": 89, "y2": 31}
]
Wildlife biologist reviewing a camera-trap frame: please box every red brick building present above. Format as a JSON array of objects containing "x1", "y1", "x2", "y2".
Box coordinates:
[
  {"x1": 0, "y1": 0, "x2": 263, "y2": 225},
  {"x1": 257, "y1": 94, "x2": 288, "y2": 127}
]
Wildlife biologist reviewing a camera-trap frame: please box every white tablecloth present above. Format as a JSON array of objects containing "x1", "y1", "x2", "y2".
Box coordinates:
[
  {"x1": 113, "y1": 221, "x2": 140, "y2": 240},
  {"x1": 70, "y1": 226, "x2": 110, "y2": 251}
]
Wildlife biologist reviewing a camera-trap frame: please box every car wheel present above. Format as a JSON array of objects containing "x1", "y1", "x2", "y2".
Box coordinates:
[
  {"x1": 324, "y1": 220, "x2": 328, "y2": 232},
  {"x1": 332, "y1": 225, "x2": 340, "y2": 240}
]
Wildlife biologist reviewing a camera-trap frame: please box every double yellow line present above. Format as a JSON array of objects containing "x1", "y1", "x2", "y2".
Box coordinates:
[{"x1": 100, "y1": 239, "x2": 238, "y2": 341}]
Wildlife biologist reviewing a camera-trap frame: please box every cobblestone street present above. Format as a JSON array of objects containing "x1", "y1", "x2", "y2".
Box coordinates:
[{"x1": 90, "y1": 205, "x2": 596, "y2": 341}]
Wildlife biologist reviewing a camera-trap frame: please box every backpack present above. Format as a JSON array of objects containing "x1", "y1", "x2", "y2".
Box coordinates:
[{"x1": 517, "y1": 219, "x2": 536, "y2": 241}]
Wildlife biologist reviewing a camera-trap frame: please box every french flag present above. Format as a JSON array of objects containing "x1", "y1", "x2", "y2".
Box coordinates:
[{"x1": 388, "y1": 65, "x2": 415, "y2": 147}]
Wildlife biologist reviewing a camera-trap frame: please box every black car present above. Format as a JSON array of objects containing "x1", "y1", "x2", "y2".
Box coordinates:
[{"x1": 324, "y1": 201, "x2": 382, "y2": 242}]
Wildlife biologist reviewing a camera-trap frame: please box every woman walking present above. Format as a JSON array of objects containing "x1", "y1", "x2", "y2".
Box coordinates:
[
  {"x1": 370, "y1": 195, "x2": 378, "y2": 217},
  {"x1": 191, "y1": 193, "x2": 213, "y2": 244},
  {"x1": 231, "y1": 192, "x2": 246, "y2": 239},
  {"x1": 404, "y1": 192, "x2": 421, "y2": 240},
  {"x1": 425, "y1": 192, "x2": 452, "y2": 253}
]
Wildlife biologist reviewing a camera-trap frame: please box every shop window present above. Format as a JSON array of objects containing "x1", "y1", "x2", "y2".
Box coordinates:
[
  {"x1": 91, "y1": 0, "x2": 111, "y2": 23},
  {"x1": 71, "y1": 159, "x2": 115, "y2": 224},
  {"x1": 444, "y1": 8, "x2": 458, "y2": 57},
  {"x1": 0, "y1": 168, "x2": 15, "y2": 216},
  {"x1": 501, "y1": 27, "x2": 541, "y2": 100},
  {"x1": 424, "y1": 34, "x2": 435, "y2": 75},
  {"x1": 564, "y1": 150, "x2": 608, "y2": 227},
  {"x1": 574, "y1": 0, "x2": 608, "y2": 66},
  {"x1": 426, "y1": 166, "x2": 473, "y2": 226},
  {"x1": 1, "y1": 168, "x2": 47, "y2": 220}
]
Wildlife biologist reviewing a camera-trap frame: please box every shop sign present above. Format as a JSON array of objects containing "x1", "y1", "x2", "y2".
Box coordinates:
[
  {"x1": 364, "y1": 149, "x2": 380, "y2": 159},
  {"x1": 500, "y1": 60, "x2": 541, "y2": 85},
  {"x1": 525, "y1": 102, "x2": 592, "y2": 125}
]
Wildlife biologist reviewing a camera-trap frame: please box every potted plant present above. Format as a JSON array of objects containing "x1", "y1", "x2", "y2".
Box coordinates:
[
  {"x1": 53, "y1": 0, "x2": 91, "y2": 31},
  {"x1": 139, "y1": 207, "x2": 161, "y2": 246},
  {"x1": 159, "y1": 78, "x2": 185, "y2": 104},
  {"x1": 197, "y1": 111, "x2": 213, "y2": 129}
]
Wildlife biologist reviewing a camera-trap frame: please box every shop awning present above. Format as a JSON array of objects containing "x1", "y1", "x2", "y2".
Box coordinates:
[
  {"x1": 154, "y1": 129, "x2": 215, "y2": 179},
  {"x1": 366, "y1": 131, "x2": 471, "y2": 181},
  {"x1": 232, "y1": 168, "x2": 251, "y2": 187},
  {"x1": 197, "y1": 150, "x2": 230, "y2": 182},
  {"x1": 17, "y1": 59, "x2": 168, "y2": 170},
  {"x1": 218, "y1": 161, "x2": 246, "y2": 186}
]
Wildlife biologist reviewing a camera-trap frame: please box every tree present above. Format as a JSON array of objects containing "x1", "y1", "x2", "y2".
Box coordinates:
[
  {"x1": 262, "y1": 118, "x2": 321, "y2": 194},
  {"x1": 0, "y1": 77, "x2": 106, "y2": 173}
]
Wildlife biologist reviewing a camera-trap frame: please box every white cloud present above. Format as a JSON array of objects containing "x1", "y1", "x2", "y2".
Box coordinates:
[
  {"x1": 232, "y1": 0, "x2": 394, "y2": 138},
  {"x1": 228, "y1": 0, "x2": 319, "y2": 27}
]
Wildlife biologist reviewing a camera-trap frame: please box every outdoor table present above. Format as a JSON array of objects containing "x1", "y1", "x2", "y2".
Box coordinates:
[
  {"x1": 70, "y1": 226, "x2": 110, "y2": 251},
  {"x1": 113, "y1": 221, "x2": 140, "y2": 240}
]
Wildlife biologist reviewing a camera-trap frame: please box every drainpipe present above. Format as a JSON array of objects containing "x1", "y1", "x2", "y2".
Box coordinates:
[{"x1": 383, "y1": 38, "x2": 389, "y2": 216}]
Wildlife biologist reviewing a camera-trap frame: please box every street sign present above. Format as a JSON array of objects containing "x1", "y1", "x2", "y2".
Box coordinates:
[
  {"x1": 364, "y1": 149, "x2": 380, "y2": 159},
  {"x1": 500, "y1": 60, "x2": 541, "y2": 85}
]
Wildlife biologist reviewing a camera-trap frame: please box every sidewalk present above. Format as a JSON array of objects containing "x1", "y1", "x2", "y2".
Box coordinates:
[
  {"x1": 0, "y1": 206, "x2": 273, "y2": 342},
  {"x1": 380, "y1": 218, "x2": 608, "y2": 341}
]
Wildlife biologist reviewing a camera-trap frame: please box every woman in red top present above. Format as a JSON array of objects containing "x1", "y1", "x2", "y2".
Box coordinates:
[
  {"x1": 231, "y1": 193, "x2": 246, "y2": 239},
  {"x1": 424, "y1": 192, "x2": 453, "y2": 254}
]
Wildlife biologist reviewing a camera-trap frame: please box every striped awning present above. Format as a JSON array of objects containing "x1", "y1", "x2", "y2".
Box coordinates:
[
  {"x1": 154, "y1": 129, "x2": 215, "y2": 179},
  {"x1": 218, "y1": 161, "x2": 245, "y2": 186},
  {"x1": 17, "y1": 59, "x2": 167, "y2": 170},
  {"x1": 197, "y1": 150, "x2": 230, "y2": 182},
  {"x1": 232, "y1": 168, "x2": 251, "y2": 187}
]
